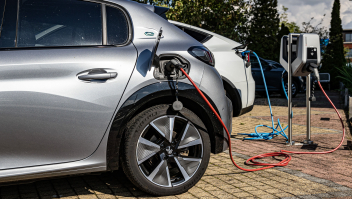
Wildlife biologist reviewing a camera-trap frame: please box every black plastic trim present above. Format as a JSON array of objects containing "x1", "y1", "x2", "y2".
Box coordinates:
[
  {"x1": 201, "y1": 35, "x2": 213, "y2": 44},
  {"x1": 154, "y1": 6, "x2": 169, "y2": 20},
  {"x1": 240, "y1": 105, "x2": 253, "y2": 116},
  {"x1": 174, "y1": 24, "x2": 213, "y2": 44},
  {"x1": 222, "y1": 76, "x2": 242, "y2": 117}
]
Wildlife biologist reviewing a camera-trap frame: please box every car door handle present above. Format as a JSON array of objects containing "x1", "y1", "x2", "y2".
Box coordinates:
[{"x1": 78, "y1": 72, "x2": 117, "y2": 80}]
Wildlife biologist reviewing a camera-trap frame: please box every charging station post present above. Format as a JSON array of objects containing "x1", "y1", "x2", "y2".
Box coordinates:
[
  {"x1": 305, "y1": 74, "x2": 313, "y2": 144},
  {"x1": 287, "y1": 34, "x2": 292, "y2": 145},
  {"x1": 286, "y1": 33, "x2": 300, "y2": 145}
]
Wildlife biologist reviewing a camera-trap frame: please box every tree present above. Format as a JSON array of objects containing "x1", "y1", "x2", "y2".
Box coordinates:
[
  {"x1": 275, "y1": 23, "x2": 290, "y2": 61},
  {"x1": 131, "y1": 0, "x2": 250, "y2": 44},
  {"x1": 279, "y1": 6, "x2": 300, "y2": 33},
  {"x1": 301, "y1": 16, "x2": 329, "y2": 38},
  {"x1": 300, "y1": 15, "x2": 329, "y2": 57},
  {"x1": 276, "y1": 23, "x2": 290, "y2": 56},
  {"x1": 277, "y1": 23, "x2": 290, "y2": 41},
  {"x1": 247, "y1": 0, "x2": 280, "y2": 61},
  {"x1": 166, "y1": 0, "x2": 250, "y2": 44},
  {"x1": 321, "y1": 0, "x2": 345, "y2": 88}
]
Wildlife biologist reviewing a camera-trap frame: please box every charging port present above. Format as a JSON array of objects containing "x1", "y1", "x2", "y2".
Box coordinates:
[{"x1": 153, "y1": 54, "x2": 190, "y2": 80}]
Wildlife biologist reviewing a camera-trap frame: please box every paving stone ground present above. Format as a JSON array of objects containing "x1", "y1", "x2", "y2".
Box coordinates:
[
  {"x1": 232, "y1": 90, "x2": 352, "y2": 198},
  {"x1": 0, "y1": 90, "x2": 351, "y2": 198},
  {"x1": 1, "y1": 152, "x2": 350, "y2": 199}
]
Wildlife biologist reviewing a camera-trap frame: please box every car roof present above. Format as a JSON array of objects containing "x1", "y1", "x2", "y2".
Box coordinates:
[
  {"x1": 102, "y1": 0, "x2": 155, "y2": 11},
  {"x1": 169, "y1": 20, "x2": 242, "y2": 51},
  {"x1": 249, "y1": 54, "x2": 282, "y2": 65},
  {"x1": 264, "y1": 59, "x2": 281, "y2": 65}
]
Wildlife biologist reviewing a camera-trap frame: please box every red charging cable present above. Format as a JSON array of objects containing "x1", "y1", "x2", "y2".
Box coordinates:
[{"x1": 179, "y1": 68, "x2": 345, "y2": 171}]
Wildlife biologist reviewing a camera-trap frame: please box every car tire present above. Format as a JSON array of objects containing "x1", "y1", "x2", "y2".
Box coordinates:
[
  {"x1": 281, "y1": 80, "x2": 299, "y2": 98},
  {"x1": 121, "y1": 104, "x2": 211, "y2": 196}
]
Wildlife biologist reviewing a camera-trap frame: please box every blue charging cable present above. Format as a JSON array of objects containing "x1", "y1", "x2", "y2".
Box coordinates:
[{"x1": 240, "y1": 51, "x2": 288, "y2": 140}]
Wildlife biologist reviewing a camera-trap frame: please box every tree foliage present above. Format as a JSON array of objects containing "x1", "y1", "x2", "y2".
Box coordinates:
[
  {"x1": 276, "y1": 23, "x2": 290, "y2": 55},
  {"x1": 301, "y1": 16, "x2": 329, "y2": 38},
  {"x1": 279, "y1": 6, "x2": 300, "y2": 33},
  {"x1": 321, "y1": 0, "x2": 345, "y2": 88},
  {"x1": 166, "y1": 0, "x2": 250, "y2": 43},
  {"x1": 247, "y1": 0, "x2": 280, "y2": 61}
]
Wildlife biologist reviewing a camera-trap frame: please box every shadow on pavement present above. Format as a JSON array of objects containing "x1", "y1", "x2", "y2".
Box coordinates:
[{"x1": 0, "y1": 170, "x2": 154, "y2": 198}]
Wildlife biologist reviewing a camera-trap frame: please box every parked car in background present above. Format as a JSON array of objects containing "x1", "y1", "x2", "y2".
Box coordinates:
[
  {"x1": 0, "y1": 0, "x2": 233, "y2": 196},
  {"x1": 169, "y1": 20, "x2": 255, "y2": 116},
  {"x1": 250, "y1": 55, "x2": 304, "y2": 97}
]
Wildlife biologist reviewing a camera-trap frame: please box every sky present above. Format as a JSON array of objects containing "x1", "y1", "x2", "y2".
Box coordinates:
[{"x1": 277, "y1": 0, "x2": 352, "y2": 30}]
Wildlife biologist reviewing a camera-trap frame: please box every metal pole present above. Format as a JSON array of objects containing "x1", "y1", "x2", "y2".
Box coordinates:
[
  {"x1": 288, "y1": 34, "x2": 293, "y2": 145},
  {"x1": 306, "y1": 74, "x2": 311, "y2": 140},
  {"x1": 304, "y1": 74, "x2": 313, "y2": 144}
]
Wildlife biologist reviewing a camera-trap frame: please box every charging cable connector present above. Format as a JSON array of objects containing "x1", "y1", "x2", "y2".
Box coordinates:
[
  {"x1": 307, "y1": 63, "x2": 320, "y2": 82},
  {"x1": 165, "y1": 59, "x2": 184, "y2": 72}
]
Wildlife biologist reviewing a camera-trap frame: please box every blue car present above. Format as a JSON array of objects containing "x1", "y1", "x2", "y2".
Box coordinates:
[{"x1": 250, "y1": 55, "x2": 304, "y2": 97}]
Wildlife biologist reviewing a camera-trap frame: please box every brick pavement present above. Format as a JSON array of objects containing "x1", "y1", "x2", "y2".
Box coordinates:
[
  {"x1": 233, "y1": 90, "x2": 352, "y2": 192},
  {"x1": 0, "y1": 152, "x2": 351, "y2": 199},
  {"x1": 0, "y1": 91, "x2": 351, "y2": 198}
]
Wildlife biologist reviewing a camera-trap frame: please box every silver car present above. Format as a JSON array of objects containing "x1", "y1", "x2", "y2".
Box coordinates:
[{"x1": 0, "y1": 0, "x2": 232, "y2": 196}]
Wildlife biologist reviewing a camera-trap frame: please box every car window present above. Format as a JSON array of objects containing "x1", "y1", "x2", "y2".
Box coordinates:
[
  {"x1": 259, "y1": 58, "x2": 271, "y2": 69},
  {"x1": 17, "y1": 0, "x2": 102, "y2": 47},
  {"x1": 250, "y1": 55, "x2": 271, "y2": 69},
  {"x1": 106, "y1": 6, "x2": 129, "y2": 45},
  {"x1": 0, "y1": 0, "x2": 17, "y2": 48},
  {"x1": 274, "y1": 64, "x2": 282, "y2": 69},
  {"x1": 175, "y1": 25, "x2": 209, "y2": 43},
  {"x1": 250, "y1": 55, "x2": 260, "y2": 69}
]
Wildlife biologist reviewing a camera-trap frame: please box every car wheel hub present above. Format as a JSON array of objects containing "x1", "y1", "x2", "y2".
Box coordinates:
[
  {"x1": 136, "y1": 115, "x2": 203, "y2": 187},
  {"x1": 285, "y1": 82, "x2": 297, "y2": 94},
  {"x1": 165, "y1": 146, "x2": 173, "y2": 155}
]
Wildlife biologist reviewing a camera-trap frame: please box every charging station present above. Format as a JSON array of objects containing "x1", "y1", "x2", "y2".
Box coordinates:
[
  {"x1": 151, "y1": 29, "x2": 345, "y2": 172},
  {"x1": 280, "y1": 33, "x2": 321, "y2": 146}
]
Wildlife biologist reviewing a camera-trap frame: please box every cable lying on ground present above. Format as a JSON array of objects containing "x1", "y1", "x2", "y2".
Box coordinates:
[
  {"x1": 179, "y1": 67, "x2": 345, "y2": 172},
  {"x1": 239, "y1": 51, "x2": 288, "y2": 141}
]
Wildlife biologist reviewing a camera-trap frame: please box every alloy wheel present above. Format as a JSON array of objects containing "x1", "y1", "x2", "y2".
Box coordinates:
[
  {"x1": 136, "y1": 115, "x2": 203, "y2": 187},
  {"x1": 285, "y1": 82, "x2": 297, "y2": 95}
]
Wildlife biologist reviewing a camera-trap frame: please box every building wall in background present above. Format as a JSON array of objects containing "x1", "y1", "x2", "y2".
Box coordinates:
[{"x1": 343, "y1": 29, "x2": 352, "y2": 61}]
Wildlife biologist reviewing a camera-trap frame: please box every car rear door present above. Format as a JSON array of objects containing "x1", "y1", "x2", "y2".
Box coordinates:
[{"x1": 0, "y1": 0, "x2": 137, "y2": 170}]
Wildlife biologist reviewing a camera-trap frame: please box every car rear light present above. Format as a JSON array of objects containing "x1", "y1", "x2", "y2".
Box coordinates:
[{"x1": 188, "y1": 46, "x2": 215, "y2": 66}]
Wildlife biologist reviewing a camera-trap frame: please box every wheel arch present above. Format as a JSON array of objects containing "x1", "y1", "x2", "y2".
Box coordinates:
[
  {"x1": 106, "y1": 82, "x2": 226, "y2": 171},
  {"x1": 222, "y1": 76, "x2": 242, "y2": 117}
]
